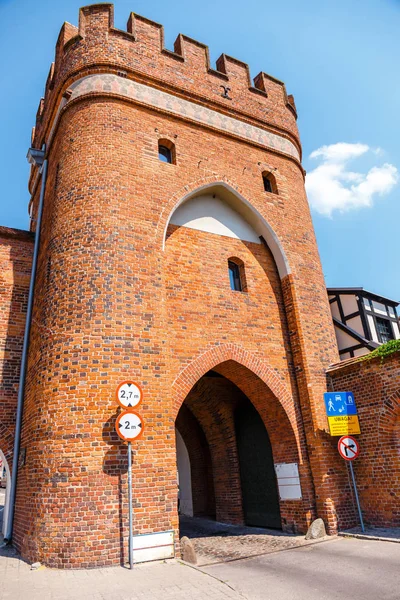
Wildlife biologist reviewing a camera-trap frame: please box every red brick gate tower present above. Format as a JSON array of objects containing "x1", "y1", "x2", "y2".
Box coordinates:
[{"x1": 11, "y1": 4, "x2": 343, "y2": 567}]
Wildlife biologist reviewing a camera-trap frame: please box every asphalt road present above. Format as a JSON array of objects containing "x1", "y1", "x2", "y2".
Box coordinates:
[{"x1": 200, "y1": 537, "x2": 400, "y2": 600}]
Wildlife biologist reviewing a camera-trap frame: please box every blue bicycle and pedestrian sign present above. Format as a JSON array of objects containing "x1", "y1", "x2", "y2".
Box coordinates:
[{"x1": 324, "y1": 391, "x2": 361, "y2": 436}]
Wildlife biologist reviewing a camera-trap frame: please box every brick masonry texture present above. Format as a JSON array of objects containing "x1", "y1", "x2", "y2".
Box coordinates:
[
  {"x1": 0, "y1": 227, "x2": 34, "y2": 465},
  {"x1": 0, "y1": 3, "x2": 370, "y2": 568},
  {"x1": 328, "y1": 353, "x2": 400, "y2": 529}
]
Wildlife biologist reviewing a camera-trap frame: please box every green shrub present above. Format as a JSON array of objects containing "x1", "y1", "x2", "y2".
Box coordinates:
[{"x1": 361, "y1": 338, "x2": 400, "y2": 363}]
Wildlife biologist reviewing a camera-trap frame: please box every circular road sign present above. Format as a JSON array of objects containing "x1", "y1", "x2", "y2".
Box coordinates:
[
  {"x1": 338, "y1": 435, "x2": 360, "y2": 461},
  {"x1": 116, "y1": 381, "x2": 143, "y2": 409},
  {"x1": 115, "y1": 410, "x2": 144, "y2": 442}
]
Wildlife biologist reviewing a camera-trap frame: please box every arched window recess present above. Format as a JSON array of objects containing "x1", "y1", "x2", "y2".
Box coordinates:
[
  {"x1": 228, "y1": 257, "x2": 247, "y2": 292},
  {"x1": 158, "y1": 139, "x2": 176, "y2": 164},
  {"x1": 262, "y1": 171, "x2": 278, "y2": 194}
]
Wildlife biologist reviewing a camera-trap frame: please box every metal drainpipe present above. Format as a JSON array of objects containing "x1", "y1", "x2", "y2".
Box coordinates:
[{"x1": 5, "y1": 146, "x2": 48, "y2": 542}]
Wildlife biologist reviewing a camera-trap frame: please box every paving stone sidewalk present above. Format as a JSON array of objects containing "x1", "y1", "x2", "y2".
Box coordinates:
[
  {"x1": 0, "y1": 545, "x2": 239, "y2": 600},
  {"x1": 339, "y1": 526, "x2": 400, "y2": 543}
]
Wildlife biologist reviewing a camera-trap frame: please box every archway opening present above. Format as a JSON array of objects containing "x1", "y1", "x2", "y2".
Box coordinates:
[{"x1": 175, "y1": 363, "x2": 296, "y2": 536}]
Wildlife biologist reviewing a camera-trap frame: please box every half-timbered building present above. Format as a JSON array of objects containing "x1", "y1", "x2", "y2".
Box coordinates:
[{"x1": 328, "y1": 287, "x2": 400, "y2": 360}]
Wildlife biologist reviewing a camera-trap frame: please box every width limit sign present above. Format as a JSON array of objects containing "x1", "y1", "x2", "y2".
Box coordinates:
[{"x1": 116, "y1": 410, "x2": 144, "y2": 442}]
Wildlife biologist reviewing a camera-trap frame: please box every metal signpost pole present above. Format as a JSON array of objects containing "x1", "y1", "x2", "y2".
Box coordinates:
[
  {"x1": 115, "y1": 382, "x2": 144, "y2": 569},
  {"x1": 128, "y1": 441, "x2": 134, "y2": 569},
  {"x1": 348, "y1": 461, "x2": 365, "y2": 533}
]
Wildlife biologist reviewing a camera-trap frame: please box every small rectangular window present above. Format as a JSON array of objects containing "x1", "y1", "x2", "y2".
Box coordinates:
[
  {"x1": 363, "y1": 297, "x2": 371, "y2": 310},
  {"x1": 375, "y1": 317, "x2": 394, "y2": 344},
  {"x1": 371, "y1": 300, "x2": 388, "y2": 316},
  {"x1": 228, "y1": 261, "x2": 242, "y2": 291}
]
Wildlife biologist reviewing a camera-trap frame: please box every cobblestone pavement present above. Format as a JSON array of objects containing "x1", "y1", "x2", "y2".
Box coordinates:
[
  {"x1": 180, "y1": 516, "x2": 320, "y2": 565},
  {"x1": 339, "y1": 526, "x2": 400, "y2": 542}
]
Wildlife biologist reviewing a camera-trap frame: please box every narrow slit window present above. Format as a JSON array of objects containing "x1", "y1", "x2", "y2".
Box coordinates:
[
  {"x1": 158, "y1": 139, "x2": 176, "y2": 164},
  {"x1": 228, "y1": 260, "x2": 242, "y2": 291},
  {"x1": 262, "y1": 171, "x2": 277, "y2": 194},
  {"x1": 159, "y1": 145, "x2": 172, "y2": 163}
]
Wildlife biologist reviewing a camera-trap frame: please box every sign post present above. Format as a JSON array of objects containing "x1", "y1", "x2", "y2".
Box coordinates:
[
  {"x1": 127, "y1": 441, "x2": 133, "y2": 570},
  {"x1": 337, "y1": 435, "x2": 365, "y2": 533},
  {"x1": 115, "y1": 382, "x2": 144, "y2": 569}
]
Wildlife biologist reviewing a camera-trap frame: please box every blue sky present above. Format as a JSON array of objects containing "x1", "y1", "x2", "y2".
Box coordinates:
[{"x1": 1, "y1": 0, "x2": 399, "y2": 299}]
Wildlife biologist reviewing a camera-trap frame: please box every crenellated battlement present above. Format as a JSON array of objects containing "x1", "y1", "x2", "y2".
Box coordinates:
[{"x1": 31, "y1": 3, "x2": 301, "y2": 175}]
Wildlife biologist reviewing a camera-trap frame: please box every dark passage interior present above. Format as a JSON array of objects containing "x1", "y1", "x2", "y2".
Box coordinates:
[
  {"x1": 175, "y1": 366, "x2": 281, "y2": 530},
  {"x1": 235, "y1": 400, "x2": 281, "y2": 528}
]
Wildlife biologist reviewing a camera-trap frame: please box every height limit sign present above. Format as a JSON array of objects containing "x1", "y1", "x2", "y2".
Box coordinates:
[{"x1": 116, "y1": 381, "x2": 143, "y2": 409}]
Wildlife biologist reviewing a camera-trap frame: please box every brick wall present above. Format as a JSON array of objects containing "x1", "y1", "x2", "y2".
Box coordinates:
[
  {"x1": 0, "y1": 227, "x2": 33, "y2": 465},
  {"x1": 11, "y1": 4, "x2": 342, "y2": 567},
  {"x1": 327, "y1": 352, "x2": 400, "y2": 529}
]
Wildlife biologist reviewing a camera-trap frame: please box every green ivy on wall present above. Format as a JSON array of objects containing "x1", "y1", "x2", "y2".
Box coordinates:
[{"x1": 361, "y1": 338, "x2": 400, "y2": 363}]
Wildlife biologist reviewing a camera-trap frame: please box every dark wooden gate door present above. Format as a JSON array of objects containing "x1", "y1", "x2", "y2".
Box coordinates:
[{"x1": 235, "y1": 402, "x2": 281, "y2": 528}]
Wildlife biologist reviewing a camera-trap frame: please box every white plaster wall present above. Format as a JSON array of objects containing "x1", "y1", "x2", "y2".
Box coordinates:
[
  {"x1": 330, "y1": 301, "x2": 341, "y2": 320},
  {"x1": 393, "y1": 321, "x2": 400, "y2": 340},
  {"x1": 0, "y1": 449, "x2": 10, "y2": 537},
  {"x1": 334, "y1": 325, "x2": 359, "y2": 350},
  {"x1": 346, "y1": 315, "x2": 364, "y2": 336},
  {"x1": 170, "y1": 194, "x2": 261, "y2": 244},
  {"x1": 367, "y1": 314, "x2": 379, "y2": 343},
  {"x1": 175, "y1": 429, "x2": 193, "y2": 517},
  {"x1": 340, "y1": 294, "x2": 359, "y2": 316},
  {"x1": 353, "y1": 347, "x2": 370, "y2": 357}
]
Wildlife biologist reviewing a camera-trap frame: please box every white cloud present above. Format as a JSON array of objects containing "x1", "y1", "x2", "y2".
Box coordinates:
[{"x1": 306, "y1": 142, "x2": 398, "y2": 217}]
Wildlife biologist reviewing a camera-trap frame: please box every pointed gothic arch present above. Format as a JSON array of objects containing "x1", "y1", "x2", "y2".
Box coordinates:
[
  {"x1": 378, "y1": 388, "x2": 400, "y2": 444},
  {"x1": 171, "y1": 343, "x2": 299, "y2": 441},
  {"x1": 162, "y1": 180, "x2": 291, "y2": 278}
]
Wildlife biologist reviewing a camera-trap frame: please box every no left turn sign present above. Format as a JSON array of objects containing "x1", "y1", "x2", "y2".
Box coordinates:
[
  {"x1": 115, "y1": 410, "x2": 144, "y2": 442},
  {"x1": 116, "y1": 381, "x2": 143, "y2": 409},
  {"x1": 338, "y1": 435, "x2": 360, "y2": 461}
]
